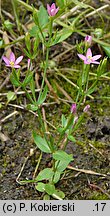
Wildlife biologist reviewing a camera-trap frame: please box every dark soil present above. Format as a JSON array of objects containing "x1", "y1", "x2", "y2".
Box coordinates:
[
  {"x1": 0, "y1": 101, "x2": 110, "y2": 200},
  {"x1": 0, "y1": 0, "x2": 110, "y2": 200}
]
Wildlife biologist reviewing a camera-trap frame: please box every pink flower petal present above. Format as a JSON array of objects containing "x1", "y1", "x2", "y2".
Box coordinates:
[
  {"x1": 47, "y1": 4, "x2": 51, "y2": 12},
  {"x1": 51, "y1": 3, "x2": 56, "y2": 9},
  {"x1": 92, "y1": 55, "x2": 101, "y2": 61},
  {"x1": 27, "y1": 59, "x2": 31, "y2": 69},
  {"x1": 92, "y1": 61, "x2": 100, "y2": 64},
  {"x1": 2, "y1": 56, "x2": 10, "y2": 65},
  {"x1": 14, "y1": 65, "x2": 21, "y2": 68},
  {"x1": 15, "y1": 56, "x2": 23, "y2": 65},
  {"x1": 86, "y1": 48, "x2": 92, "y2": 58},
  {"x1": 55, "y1": 7, "x2": 59, "y2": 14},
  {"x1": 77, "y1": 54, "x2": 86, "y2": 61},
  {"x1": 84, "y1": 60, "x2": 90, "y2": 65},
  {"x1": 5, "y1": 64, "x2": 12, "y2": 68},
  {"x1": 10, "y1": 52, "x2": 15, "y2": 62}
]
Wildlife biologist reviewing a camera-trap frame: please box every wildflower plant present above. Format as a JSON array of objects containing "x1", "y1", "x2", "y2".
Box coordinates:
[{"x1": 2, "y1": 2, "x2": 108, "y2": 200}]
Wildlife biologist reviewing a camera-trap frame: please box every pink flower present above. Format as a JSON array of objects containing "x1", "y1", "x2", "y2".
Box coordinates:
[
  {"x1": 71, "y1": 103, "x2": 77, "y2": 114},
  {"x1": 77, "y1": 48, "x2": 101, "y2": 65},
  {"x1": 28, "y1": 58, "x2": 31, "y2": 69},
  {"x1": 85, "y1": 35, "x2": 92, "y2": 46},
  {"x1": 83, "y1": 104, "x2": 90, "y2": 113},
  {"x1": 2, "y1": 52, "x2": 23, "y2": 68},
  {"x1": 47, "y1": 3, "x2": 59, "y2": 17}
]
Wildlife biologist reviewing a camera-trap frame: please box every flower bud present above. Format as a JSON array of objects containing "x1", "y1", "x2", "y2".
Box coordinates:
[
  {"x1": 83, "y1": 104, "x2": 90, "y2": 113},
  {"x1": 71, "y1": 103, "x2": 77, "y2": 114},
  {"x1": 85, "y1": 35, "x2": 92, "y2": 46}
]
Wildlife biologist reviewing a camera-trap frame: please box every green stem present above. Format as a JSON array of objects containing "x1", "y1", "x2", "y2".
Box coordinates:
[
  {"x1": 11, "y1": 0, "x2": 21, "y2": 32},
  {"x1": 22, "y1": 85, "x2": 35, "y2": 104},
  {"x1": 15, "y1": 0, "x2": 37, "y2": 12},
  {"x1": 38, "y1": 18, "x2": 53, "y2": 100},
  {"x1": 38, "y1": 47, "x2": 49, "y2": 100}
]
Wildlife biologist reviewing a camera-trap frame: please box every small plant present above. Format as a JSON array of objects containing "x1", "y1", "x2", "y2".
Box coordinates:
[{"x1": 2, "y1": 1, "x2": 108, "y2": 200}]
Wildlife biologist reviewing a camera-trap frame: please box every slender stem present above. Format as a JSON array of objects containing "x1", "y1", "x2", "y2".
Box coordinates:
[
  {"x1": 22, "y1": 86, "x2": 35, "y2": 104},
  {"x1": 38, "y1": 47, "x2": 49, "y2": 100},
  {"x1": 38, "y1": 18, "x2": 53, "y2": 100},
  {"x1": 11, "y1": 0, "x2": 21, "y2": 32},
  {"x1": 15, "y1": 0, "x2": 37, "y2": 12}
]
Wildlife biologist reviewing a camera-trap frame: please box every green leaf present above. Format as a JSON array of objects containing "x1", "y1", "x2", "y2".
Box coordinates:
[
  {"x1": 102, "y1": 46, "x2": 110, "y2": 57},
  {"x1": 33, "y1": 131, "x2": 51, "y2": 153},
  {"x1": 29, "y1": 26, "x2": 38, "y2": 37},
  {"x1": 86, "y1": 82, "x2": 97, "y2": 95},
  {"x1": 53, "y1": 171, "x2": 61, "y2": 183},
  {"x1": 37, "y1": 85, "x2": 48, "y2": 105},
  {"x1": 53, "y1": 189, "x2": 65, "y2": 199},
  {"x1": 7, "y1": 91, "x2": 16, "y2": 102},
  {"x1": 57, "y1": 127, "x2": 64, "y2": 134},
  {"x1": 23, "y1": 48, "x2": 32, "y2": 59},
  {"x1": 27, "y1": 104, "x2": 38, "y2": 111},
  {"x1": 97, "y1": 58, "x2": 107, "y2": 77},
  {"x1": 25, "y1": 32, "x2": 31, "y2": 52},
  {"x1": 61, "y1": 114, "x2": 67, "y2": 127},
  {"x1": 55, "y1": 160, "x2": 71, "y2": 172},
  {"x1": 35, "y1": 182, "x2": 45, "y2": 192},
  {"x1": 43, "y1": 194, "x2": 50, "y2": 200},
  {"x1": 23, "y1": 72, "x2": 33, "y2": 86},
  {"x1": 53, "y1": 150, "x2": 73, "y2": 162},
  {"x1": 68, "y1": 135, "x2": 76, "y2": 142},
  {"x1": 56, "y1": 0, "x2": 64, "y2": 8},
  {"x1": 36, "y1": 168, "x2": 54, "y2": 181},
  {"x1": 10, "y1": 73, "x2": 20, "y2": 87},
  {"x1": 33, "y1": 37, "x2": 39, "y2": 55},
  {"x1": 38, "y1": 5, "x2": 48, "y2": 29},
  {"x1": 52, "y1": 28, "x2": 73, "y2": 45},
  {"x1": 45, "y1": 184, "x2": 55, "y2": 195},
  {"x1": 30, "y1": 76, "x2": 36, "y2": 102}
]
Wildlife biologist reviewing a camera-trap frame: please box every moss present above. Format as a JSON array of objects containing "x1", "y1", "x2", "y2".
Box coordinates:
[{"x1": 89, "y1": 192, "x2": 109, "y2": 200}]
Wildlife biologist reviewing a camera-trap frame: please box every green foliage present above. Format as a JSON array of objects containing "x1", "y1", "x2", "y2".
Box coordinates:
[
  {"x1": 3, "y1": 20, "x2": 13, "y2": 30},
  {"x1": 97, "y1": 58, "x2": 107, "y2": 77},
  {"x1": 52, "y1": 28, "x2": 73, "y2": 45},
  {"x1": 24, "y1": 33, "x2": 39, "y2": 59},
  {"x1": 37, "y1": 85, "x2": 48, "y2": 105},
  {"x1": 33, "y1": 131, "x2": 51, "y2": 153},
  {"x1": 27, "y1": 104, "x2": 38, "y2": 111},
  {"x1": 25, "y1": 32, "x2": 31, "y2": 53},
  {"x1": 35, "y1": 182, "x2": 45, "y2": 192},
  {"x1": 53, "y1": 171, "x2": 61, "y2": 183},
  {"x1": 33, "y1": 5, "x2": 48, "y2": 30},
  {"x1": 56, "y1": 0, "x2": 65, "y2": 8},
  {"x1": 7, "y1": 91, "x2": 16, "y2": 102},
  {"x1": 43, "y1": 194, "x2": 50, "y2": 200},
  {"x1": 23, "y1": 72, "x2": 33, "y2": 87},
  {"x1": 10, "y1": 70, "x2": 21, "y2": 87},
  {"x1": 61, "y1": 114, "x2": 67, "y2": 127},
  {"x1": 53, "y1": 150, "x2": 73, "y2": 162},
  {"x1": 102, "y1": 46, "x2": 110, "y2": 58},
  {"x1": 53, "y1": 190, "x2": 65, "y2": 199},
  {"x1": 36, "y1": 168, "x2": 54, "y2": 181},
  {"x1": 67, "y1": 135, "x2": 76, "y2": 142},
  {"x1": 55, "y1": 160, "x2": 71, "y2": 172},
  {"x1": 30, "y1": 76, "x2": 36, "y2": 102},
  {"x1": 45, "y1": 184, "x2": 55, "y2": 195},
  {"x1": 37, "y1": 5, "x2": 49, "y2": 29}
]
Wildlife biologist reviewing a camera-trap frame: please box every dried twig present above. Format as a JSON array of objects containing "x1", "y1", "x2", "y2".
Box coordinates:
[
  {"x1": 67, "y1": 165, "x2": 108, "y2": 177},
  {"x1": 0, "y1": 110, "x2": 19, "y2": 123}
]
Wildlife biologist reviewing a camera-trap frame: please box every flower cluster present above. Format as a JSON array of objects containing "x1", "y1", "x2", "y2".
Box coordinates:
[{"x1": 78, "y1": 36, "x2": 101, "y2": 65}]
